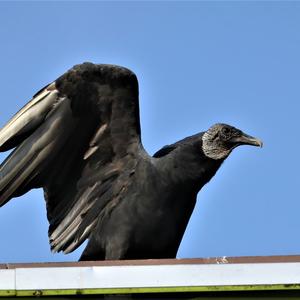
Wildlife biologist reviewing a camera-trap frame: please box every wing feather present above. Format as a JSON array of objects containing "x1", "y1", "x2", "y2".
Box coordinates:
[
  {"x1": 0, "y1": 63, "x2": 144, "y2": 254},
  {"x1": 0, "y1": 86, "x2": 70, "y2": 206},
  {"x1": 0, "y1": 83, "x2": 58, "y2": 152}
]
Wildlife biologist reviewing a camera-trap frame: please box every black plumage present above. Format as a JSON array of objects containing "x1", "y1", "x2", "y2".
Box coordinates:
[{"x1": 0, "y1": 63, "x2": 262, "y2": 261}]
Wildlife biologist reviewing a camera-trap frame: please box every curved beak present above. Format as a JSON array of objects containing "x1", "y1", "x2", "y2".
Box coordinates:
[{"x1": 231, "y1": 133, "x2": 263, "y2": 148}]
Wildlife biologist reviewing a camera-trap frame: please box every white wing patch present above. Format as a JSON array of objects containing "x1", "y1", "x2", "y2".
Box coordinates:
[{"x1": 0, "y1": 83, "x2": 59, "y2": 150}]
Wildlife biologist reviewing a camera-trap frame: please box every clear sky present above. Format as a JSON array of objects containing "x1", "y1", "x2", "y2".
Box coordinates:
[{"x1": 0, "y1": 1, "x2": 299, "y2": 263}]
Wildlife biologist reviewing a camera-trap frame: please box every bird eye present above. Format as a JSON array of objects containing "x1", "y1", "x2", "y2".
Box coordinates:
[
  {"x1": 222, "y1": 127, "x2": 230, "y2": 135},
  {"x1": 220, "y1": 127, "x2": 232, "y2": 140}
]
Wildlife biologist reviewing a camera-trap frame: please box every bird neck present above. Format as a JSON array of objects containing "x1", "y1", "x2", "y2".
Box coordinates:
[{"x1": 155, "y1": 136, "x2": 224, "y2": 193}]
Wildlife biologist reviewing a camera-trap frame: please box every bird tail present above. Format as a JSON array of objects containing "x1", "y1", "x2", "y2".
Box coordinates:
[{"x1": 0, "y1": 84, "x2": 66, "y2": 206}]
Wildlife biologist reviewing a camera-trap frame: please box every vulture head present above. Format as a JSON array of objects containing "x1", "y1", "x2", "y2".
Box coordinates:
[{"x1": 202, "y1": 123, "x2": 263, "y2": 160}]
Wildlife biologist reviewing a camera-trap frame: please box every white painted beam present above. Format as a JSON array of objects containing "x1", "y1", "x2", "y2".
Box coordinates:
[{"x1": 1, "y1": 258, "x2": 300, "y2": 296}]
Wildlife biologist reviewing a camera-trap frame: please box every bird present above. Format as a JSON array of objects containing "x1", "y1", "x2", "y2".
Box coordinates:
[{"x1": 0, "y1": 63, "x2": 262, "y2": 261}]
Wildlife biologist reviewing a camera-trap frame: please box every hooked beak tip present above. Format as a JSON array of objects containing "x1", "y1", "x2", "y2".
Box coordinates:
[
  {"x1": 257, "y1": 139, "x2": 263, "y2": 148},
  {"x1": 250, "y1": 138, "x2": 263, "y2": 148}
]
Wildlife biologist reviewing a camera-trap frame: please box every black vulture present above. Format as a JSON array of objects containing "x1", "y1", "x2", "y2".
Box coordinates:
[{"x1": 0, "y1": 63, "x2": 262, "y2": 261}]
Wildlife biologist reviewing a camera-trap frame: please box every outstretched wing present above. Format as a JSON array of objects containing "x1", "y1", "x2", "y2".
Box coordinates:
[{"x1": 0, "y1": 63, "x2": 144, "y2": 253}]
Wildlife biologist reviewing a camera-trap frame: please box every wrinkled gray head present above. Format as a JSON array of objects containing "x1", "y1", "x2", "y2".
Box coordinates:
[{"x1": 202, "y1": 123, "x2": 263, "y2": 160}]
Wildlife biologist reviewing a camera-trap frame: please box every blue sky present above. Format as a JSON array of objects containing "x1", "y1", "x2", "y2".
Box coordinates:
[{"x1": 0, "y1": 1, "x2": 299, "y2": 263}]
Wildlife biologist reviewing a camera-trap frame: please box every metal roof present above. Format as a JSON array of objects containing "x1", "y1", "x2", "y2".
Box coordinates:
[{"x1": 1, "y1": 255, "x2": 300, "y2": 297}]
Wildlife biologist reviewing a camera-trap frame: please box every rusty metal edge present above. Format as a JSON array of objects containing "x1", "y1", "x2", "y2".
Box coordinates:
[{"x1": 2, "y1": 255, "x2": 300, "y2": 269}]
